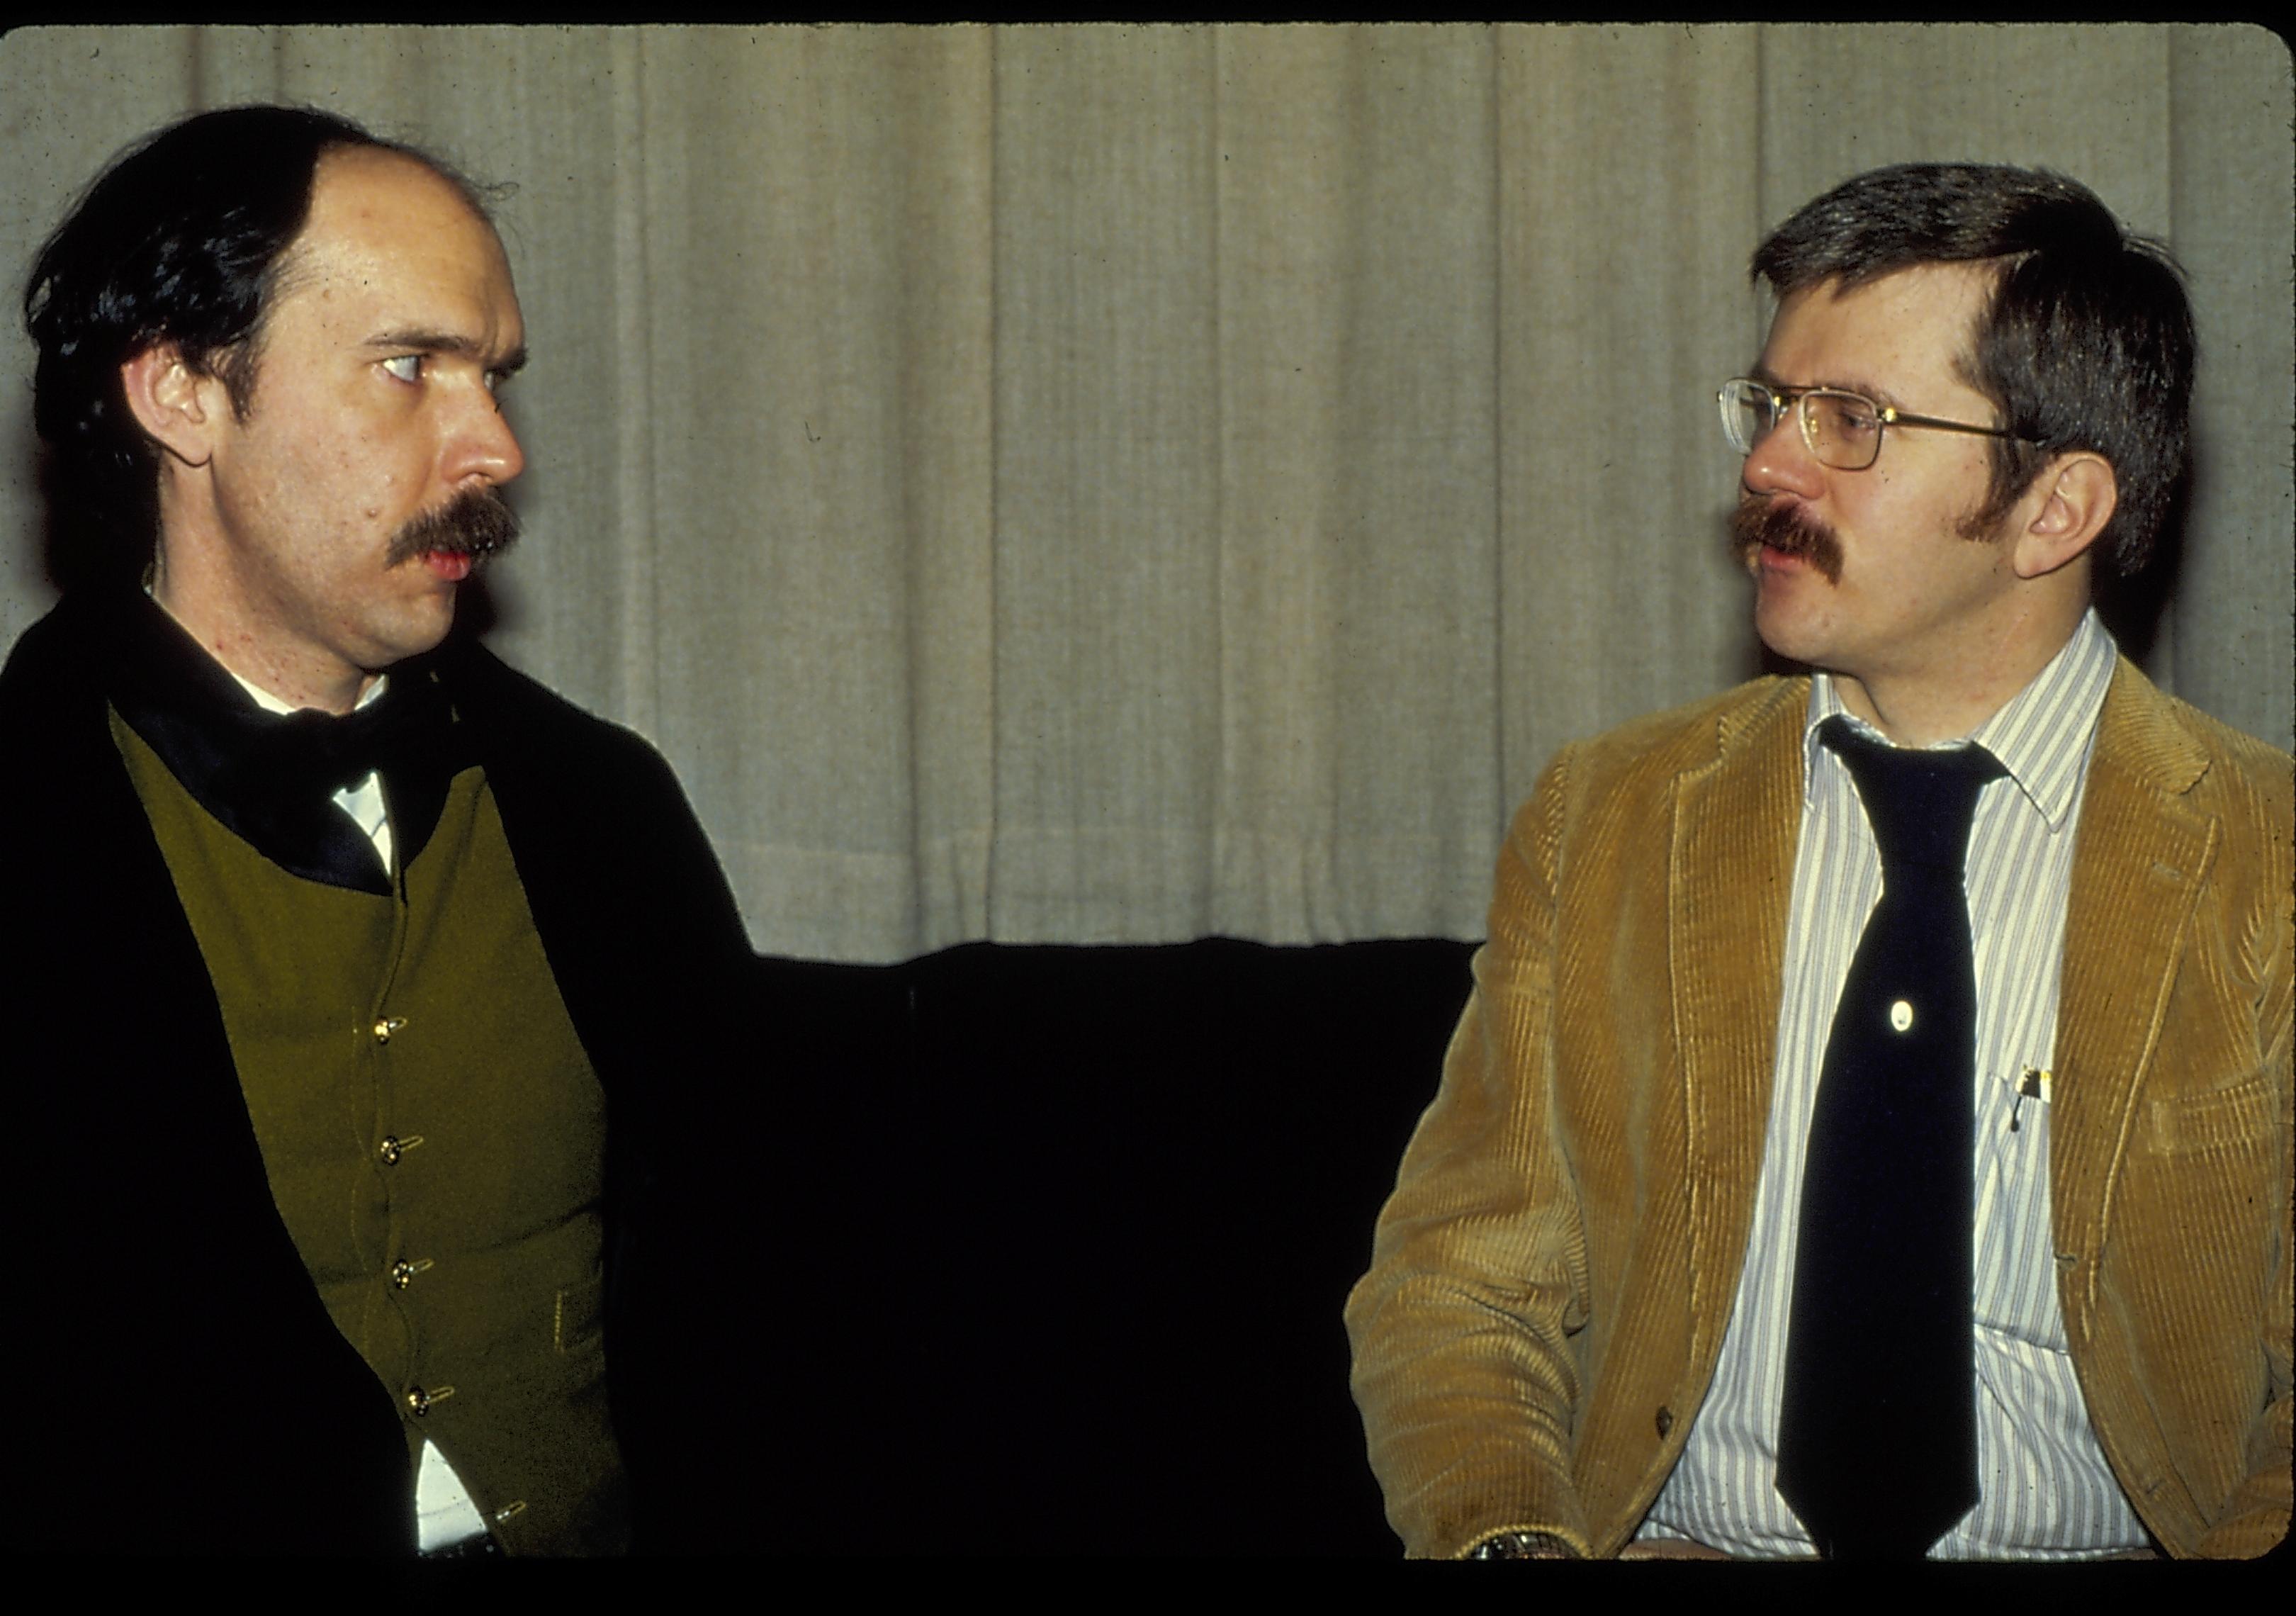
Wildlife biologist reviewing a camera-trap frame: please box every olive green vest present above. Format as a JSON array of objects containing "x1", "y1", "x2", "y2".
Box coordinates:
[{"x1": 112, "y1": 710, "x2": 626, "y2": 1556}]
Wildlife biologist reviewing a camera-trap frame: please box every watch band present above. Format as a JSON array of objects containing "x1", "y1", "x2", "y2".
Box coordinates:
[{"x1": 1465, "y1": 1529, "x2": 1580, "y2": 1559}]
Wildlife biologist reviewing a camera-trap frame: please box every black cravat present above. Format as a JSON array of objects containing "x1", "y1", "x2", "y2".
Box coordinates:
[
  {"x1": 1775, "y1": 714, "x2": 2006, "y2": 1561},
  {"x1": 105, "y1": 595, "x2": 471, "y2": 894}
]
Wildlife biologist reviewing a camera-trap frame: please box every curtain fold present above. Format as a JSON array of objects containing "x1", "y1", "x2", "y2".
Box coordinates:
[{"x1": 4, "y1": 23, "x2": 2287, "y2": 962}]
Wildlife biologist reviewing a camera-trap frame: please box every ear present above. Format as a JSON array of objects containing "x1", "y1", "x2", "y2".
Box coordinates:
[
  {"x1": 119, "y1": 343, "x2": 227, "y2": 469},
  {"x1": 2010, "y1": 452, "x2": 2117, "y2": 580}
]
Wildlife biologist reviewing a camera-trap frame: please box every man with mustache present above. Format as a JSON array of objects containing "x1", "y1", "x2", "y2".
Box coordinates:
[
  {"x1": 1349, "y1": 164, "x2": 2290, "y2": 1560},
  {"x1": 4, "y1": 106, "x2": 750, "y2": 1554}
]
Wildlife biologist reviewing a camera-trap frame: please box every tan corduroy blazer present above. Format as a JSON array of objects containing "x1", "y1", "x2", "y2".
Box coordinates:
[{"x1": 1346, "y1": 659, "x2": 2292, "y2": 1560}]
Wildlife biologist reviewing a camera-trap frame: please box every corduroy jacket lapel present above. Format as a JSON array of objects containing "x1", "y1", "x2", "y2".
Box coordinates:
[
  {"x1": 1667, "y1": 680, "x2": 1806, "y2": 1364},
  {"x1": 2051, "y1": 661, "x2": 2217, "y2": 1319}
]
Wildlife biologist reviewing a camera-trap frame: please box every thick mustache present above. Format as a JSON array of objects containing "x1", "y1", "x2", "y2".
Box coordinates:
[
  {"x1": 1731, "y1": 498, "x2": 1842, "y2": 585},
  {"x1": 386, "y1": 488, "x2": 521, "y2": 568}
]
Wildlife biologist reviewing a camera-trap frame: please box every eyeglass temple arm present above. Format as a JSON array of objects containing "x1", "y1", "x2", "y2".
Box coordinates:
[{"x1": 1874, "y1": 405, "x2": 2027, "y2": 442}]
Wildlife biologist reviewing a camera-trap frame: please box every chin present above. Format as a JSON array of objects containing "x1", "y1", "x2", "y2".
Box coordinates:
[
  {"x1": 366, "y1": 599, "x2": 458, "y2": 667},
  {"x1": 1752, "y1": 595, "x2": 1835, "y2": 672}
]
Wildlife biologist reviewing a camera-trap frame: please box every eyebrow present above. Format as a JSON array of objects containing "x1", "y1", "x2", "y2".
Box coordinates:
[
  {"x1": 365, "y1": 327, "x2": 529, "y2": 376},
  {"x1": 1747, "y1": 364, "x2": 1908, "y2": 412}
]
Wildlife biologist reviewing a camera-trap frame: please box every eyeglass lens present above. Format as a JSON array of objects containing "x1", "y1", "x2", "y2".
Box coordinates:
[{"x1": 1718, "y1": 382, "x2": 1884, "y2": 470}]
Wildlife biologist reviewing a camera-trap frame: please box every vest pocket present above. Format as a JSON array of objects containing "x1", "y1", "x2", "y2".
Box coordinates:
[{"x1": 555, "y1": 1273, "x2": 606, "y2": 1356}]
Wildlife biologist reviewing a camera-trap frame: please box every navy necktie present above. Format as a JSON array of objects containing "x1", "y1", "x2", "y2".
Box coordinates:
[{"x1": 1776, "y1": 714, "x2": 2006, "y2": 1561}]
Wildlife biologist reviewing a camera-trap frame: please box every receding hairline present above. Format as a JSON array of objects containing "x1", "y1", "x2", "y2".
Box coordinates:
[
  {"x1": 213, "y1": 139, "x2": 513, "y2": 410},
  {"x1": 308, "y1": 141, "x2": 507, "y2": 242}
]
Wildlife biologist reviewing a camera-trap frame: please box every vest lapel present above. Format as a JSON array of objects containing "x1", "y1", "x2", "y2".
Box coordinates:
[{"x1": 1668, "y1": 682, "x2": 1805, "y2": 1357}]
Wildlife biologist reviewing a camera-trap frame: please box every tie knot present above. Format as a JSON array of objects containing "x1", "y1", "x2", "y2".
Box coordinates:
[{"x1": 1818, "y1": 714, "x2": 2005, "y2": 877}]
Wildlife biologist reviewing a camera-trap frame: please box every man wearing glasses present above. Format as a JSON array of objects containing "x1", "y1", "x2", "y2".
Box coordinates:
[{"x1": 1347, "y1": 164, "x2": 2290, "y2": 1561}]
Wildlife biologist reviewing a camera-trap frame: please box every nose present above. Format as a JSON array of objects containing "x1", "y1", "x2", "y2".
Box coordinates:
[
  {"x1": 1740, "y1": 406, "x2": 1823, "y2": 502},
  {"x1": 447, "y1": 386, "x2": 525, "y2": 489}
]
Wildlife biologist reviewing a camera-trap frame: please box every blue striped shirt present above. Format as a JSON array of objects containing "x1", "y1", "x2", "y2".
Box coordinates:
[{"x1": 1641, "y1": 610, "x2": 2149, "y2": 1559}]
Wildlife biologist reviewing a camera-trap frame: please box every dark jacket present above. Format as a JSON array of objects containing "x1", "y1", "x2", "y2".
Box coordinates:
[{"x1": 4, "y1": 593, "x2": 753, "y2": 1554}]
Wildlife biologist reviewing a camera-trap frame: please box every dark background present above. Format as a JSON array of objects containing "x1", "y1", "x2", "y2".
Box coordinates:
[{"x1": 643, "y1": 936, "x2": 1475, "y2": 1556}]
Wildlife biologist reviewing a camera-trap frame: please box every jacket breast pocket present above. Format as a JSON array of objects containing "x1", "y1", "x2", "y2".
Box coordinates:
[{"x1": 2143, "y1": 1072, "x2": 2280, "y2": 1160}]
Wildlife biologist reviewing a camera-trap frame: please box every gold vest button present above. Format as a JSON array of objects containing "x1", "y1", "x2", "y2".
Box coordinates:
[
  {"x1": 405, "y1": 1384, "x2": 456, "y2": 1417},
  {"x1": 377, "y1": 1133, "x2": 425, "y2": 1166},
  {"x1": 373, "y1": 1016, "x2": 407, "y2": 1044}
]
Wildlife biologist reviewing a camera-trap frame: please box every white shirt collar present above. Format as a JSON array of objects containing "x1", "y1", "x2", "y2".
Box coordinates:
[
  {"x1": 224, "y1": 664, "x2": 389, "y2": 717},
  {"x1": 1802, "y1": 608, "x2": 2117, "y2": 833}
]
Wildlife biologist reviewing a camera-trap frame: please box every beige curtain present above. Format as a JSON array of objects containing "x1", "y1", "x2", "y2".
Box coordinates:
[{"x1": 4, "y1": 24, "x2": 2287, "y2": 963}]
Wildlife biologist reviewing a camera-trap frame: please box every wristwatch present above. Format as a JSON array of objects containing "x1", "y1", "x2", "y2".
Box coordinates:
[{"x1": 1465, "y1": 1529, "x2": 1580, "y2": 1559}]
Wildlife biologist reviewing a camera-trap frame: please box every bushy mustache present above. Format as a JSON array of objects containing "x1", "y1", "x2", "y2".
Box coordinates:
[
  {"x1": 386, "y1": 487, "x2": 521, "y2": 569},
  {"x1": 1731, "y1": 498, "x2": 1842, "y2": 585}
]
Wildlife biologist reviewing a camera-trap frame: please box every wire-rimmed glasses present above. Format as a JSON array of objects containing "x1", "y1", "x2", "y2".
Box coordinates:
[{"x1": 1717, "y1": 378, "x2": 2032, "y2": 471}]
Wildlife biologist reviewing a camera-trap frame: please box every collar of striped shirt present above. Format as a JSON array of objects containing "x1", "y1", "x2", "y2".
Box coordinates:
[{"x1": 1801, "y1": 608, "x2": 2117, "y2": 834}]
